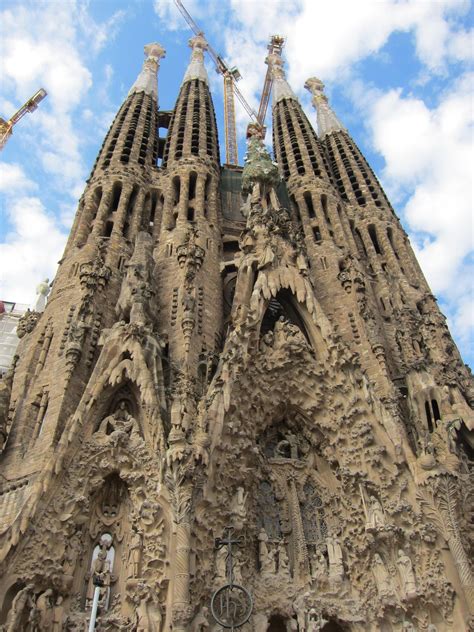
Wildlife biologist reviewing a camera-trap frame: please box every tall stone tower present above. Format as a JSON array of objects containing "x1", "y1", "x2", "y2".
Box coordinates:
[{"x1": 0, "y1": 39, "x2": 472, "y2": 632}]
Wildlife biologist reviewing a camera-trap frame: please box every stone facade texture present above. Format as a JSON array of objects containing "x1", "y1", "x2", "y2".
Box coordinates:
[{"x1": 0, "y1": 39, "x2": 473, "y2": 632}]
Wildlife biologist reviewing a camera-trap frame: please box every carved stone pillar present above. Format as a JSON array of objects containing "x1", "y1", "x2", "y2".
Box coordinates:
[{"x1": 91, "y1": 189, "x2": 113, "y2": 237}]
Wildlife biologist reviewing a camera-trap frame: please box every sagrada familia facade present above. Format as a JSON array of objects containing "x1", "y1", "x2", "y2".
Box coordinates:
[{"x1": 0, "y1": 34, "x2": 472, "y2": 632}]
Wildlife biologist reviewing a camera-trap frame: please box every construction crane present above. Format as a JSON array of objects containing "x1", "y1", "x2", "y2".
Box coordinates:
[
  {"x1": 258, "y1": 35, "x2": 285, "y2": 126},
  {"x1": 0, "y1": 88, "x2": 47, "y2": 151},
  {"x1": 174, "y1": 1, "x2": 285, "y2": 165}
]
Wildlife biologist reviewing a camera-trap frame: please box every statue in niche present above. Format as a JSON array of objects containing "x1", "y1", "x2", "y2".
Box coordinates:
[
  {"x1": 128, "y1": 527, "x2": 142, "y2": 578},
  {"x1": 86, "y1": 536, "x2": 114, "y2": 609},
  {"x1": 4, "y1": 584, "x2": 35, "y2": 631},
  {"x1": 397, "y1": 549, "x2": 417, "y2": 599},
  {"x1": 215, "y1": 545, "x2": 228, "y2": 583},
  {"x1": 30, "y1": 588, "x2": 54, "y2": 631},
  {"x1": 278, "y1": 541, "x2": 290, "y2": 576},
  {"x1": 366, "y1": 495, "x2": 385, "y2": 530},
  {"x1": 52, "y1": 596, "x2": 65, "y2": 632},
  {"x1": 326, "y1": 534, "x2": 344, "y2": 582},
  {"x1": 258, "y1": 528, "x2": 276, "y2": 575},
  {"x1": 134, "y1": 584, "x2": 163, "y2": 632},
  {"x1": 310, "y1": 549, "x2": 328, "y2": 584},
  {"x1": 230, "y1": 487, "x2": 248, "y2": 527},
  {"x1": 372, "y1": 553, "x2": 394, "y2": 598},
  {"x1": 96, "y1": 400, "x2": 141, "y2": 447}
]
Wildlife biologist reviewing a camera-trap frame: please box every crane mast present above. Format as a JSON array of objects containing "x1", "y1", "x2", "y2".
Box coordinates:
[
  {"x1": 174, "y1": 0, "x2": 284, "y2": 165},
  {"x1": 0, "y1": 89, "x2": 47, "y2": 151}
]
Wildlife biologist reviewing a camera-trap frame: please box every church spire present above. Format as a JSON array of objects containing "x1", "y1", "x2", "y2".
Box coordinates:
[
  {"x1": 128, "y1": 42, "x2": 166, "y2": 101},
  {"x1": 182, "y1": 34, "x2": 209, "y2": 85},
  {"x1": 304, "y1": 77, "x2": 345, "y2": 137},
  {"x1": 266, "y1": 51, "x2": 297, "y2": 104}
]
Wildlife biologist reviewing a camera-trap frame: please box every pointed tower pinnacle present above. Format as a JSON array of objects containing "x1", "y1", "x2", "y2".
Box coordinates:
[
  {"x1": 304, "y1": 77, "x2": 345, "y2": 137},
  {"x1": 266, "y1": 51, "x2": 297, "y2": 104},
  {"x1": 183, "y1": 34, "x2": 209, "y2": 85},
  {"x1": 128, "y1": 42, "x2": 166, "y2": 100}
]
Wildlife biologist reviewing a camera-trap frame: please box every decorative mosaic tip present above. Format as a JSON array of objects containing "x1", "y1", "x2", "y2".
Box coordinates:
[
  {"x1": 305, "y1": 77, "x2": 345, "y2": 137},
  {"x1": 183, "y1": 34, "x2": 209, "y2": 85},
  {"x1": 129, "y1": 42, "x2": 166, "y2": 100},
  {"x1": 266, "y1": 52, "x2": 297, "y2": 104}
]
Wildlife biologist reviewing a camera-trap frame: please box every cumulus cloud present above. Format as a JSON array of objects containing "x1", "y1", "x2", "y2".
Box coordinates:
[
  {"x1": 0, "y1": 0, "x2": 124, "y2": 302},
  {"x1": 0, "y1": 195, "x2": 67, "y2": 303},
  {"x1": 0, "y1": 1, "x2": 124, "y2": 194}
]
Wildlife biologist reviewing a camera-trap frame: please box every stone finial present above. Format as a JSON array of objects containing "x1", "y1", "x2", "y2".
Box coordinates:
[
  {"x1": 304, "y1": 76, "x2": 345, "y2": 138},
  {"x1": 266, "y1": 51, "x2": 297, "y2": 104},
  {"x1": 183, "y1": 34, "x2": 209, "y2": 85},
  {"x1": 129, "y1": 42, "x2": 166, "y2": 100}
]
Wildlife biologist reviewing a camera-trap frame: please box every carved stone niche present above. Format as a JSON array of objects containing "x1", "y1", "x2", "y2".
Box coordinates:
[
  {"x1": 68, "y1": 474, "x2": 134, "y2": 620},
  {"x1": 91, "y1": 389, "x2": 143, "y2": 448}
]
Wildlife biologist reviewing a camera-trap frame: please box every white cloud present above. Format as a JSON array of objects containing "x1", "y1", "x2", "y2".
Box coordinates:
[
  {"x1": 0, "y1": 1, "x2": 124, "y2": 195},
  {"x1": 0, "y1": 195, "x2": 67, "y2": 304},
  {"x1": 0, "y1": 163, "x2": 36, "y2": 193}
]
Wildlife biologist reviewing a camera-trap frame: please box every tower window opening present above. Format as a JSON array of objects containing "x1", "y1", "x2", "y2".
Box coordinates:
[
  {"x1": 149, "y1": 191, "x2": 158, "y2": 230},
  {"x1": 313, "y1": 226, "x2": 322, "y2": 242},
  {"x1": 172, "y1": 177, "x2": 181, "y2": 207},
  {"x1": 432, "y1": 398, "x2": 441, "y2": 422},
  {"x1": 124, "y1": 185, "x2": 139, "y2": 236},
  {"x1": 352, "y1": 227, "x2": 367, "y2": 257},
  {"x1": 321, "y1": 194, "x2": 331, "y2": 224},
  {"x1": 189, "y1": 171, "x2": 197, "y2": 200},
  {"x1": 187, "y1": 207, "x2": 195, "y2": 222},
  {"x1": 425, "y1": 401, "x2": 434, "y2": 433},
  {"x1": 368, "y1": 224, "x2": 382, "y2": 254},
  {"x1": 110, "y1": 182, "x2": 122, "y2": 214},
  {"x1": 104, "y1": 221, "x2": 114, "y2": 238},
  {"x1": 304, "y1": 192, "x2": 316, "y2": 218}
]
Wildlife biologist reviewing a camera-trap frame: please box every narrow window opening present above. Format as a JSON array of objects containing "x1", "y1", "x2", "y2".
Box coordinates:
[
  {"x1": 187, "y1": 207, "x2": 195, "y2": 222},
  {"x1": 104, "y1": 221, "x2": 114, "y2": 238},
  {"x1": 425, "y1": 401, "x2": 434, "y2": 433},
  {"x1": 189, "y1": 171, "x2": 197, "y2": 200},
  {"x1": 432, "y1": 399, "x2": 441, "y2": 422},
  {"x1": 304, "y1": 192, "x2": 316, "y2": 218},
  {"x1": 313, "y1": 226, "x2": 322, "y2": 242},
  {"x1": 368, "y1": 224, "x2": 382, "y2": 254},
  {"x1": 110, "y1": 182, "x2": 122, "y2": 214},
  {"x1": 321, "y1": 194, "x2": 331, "y2": 224},
  {"x1": 172, "y1": 177, "x2": 181, "y2": 206}
]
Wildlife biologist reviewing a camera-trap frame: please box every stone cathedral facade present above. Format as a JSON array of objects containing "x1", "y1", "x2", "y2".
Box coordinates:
[{"x1": 0, "y1": 35, "x2": 472, "y2": 632}]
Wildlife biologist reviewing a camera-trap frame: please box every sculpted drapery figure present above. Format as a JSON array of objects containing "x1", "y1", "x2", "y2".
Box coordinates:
[
  {"x1": 397, "y1": 549, "x2": 417, "y2": 599},
  {"x1": 326, "y1": 535, "x2": 344, "y2": 582}
]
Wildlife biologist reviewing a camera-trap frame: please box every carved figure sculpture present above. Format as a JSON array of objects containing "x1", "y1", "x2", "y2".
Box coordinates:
[
  {"x1": 366, "y1": 496, "x2": 385, "y2": 529},
  {"x1": 326, "y1": 535, "x2": 344, "y2": 582},
  {"x1": 258, "y1": 528, "x2": 276, "y2": 575},
  {"x1": 372, "y1": 553, "x2": 393, "y2": 598},
  {"x1": 310, "y1": 550, "x2": 327, "y2": 583},
  {"x1": 34, "y1": 588, "x2": 54, "y2": 631},
  {"x1": 278, "y1": 541, "x2": 290, "y2": 575},
  {"x1": 397, "y1": 549, "x2": 417, "y2": 599},
  {"x1": 97, "y1": 400, "x2": 140, "y2": 447},
  {"x1": 5, "y1": 584, "x2": 34, "y2": 632},
  {"x1": 128, "y1": 528, "x2": 142, "y2": 577},
  {"x1": 34, "y1": 278, "x2": 50, "y2": 312}
]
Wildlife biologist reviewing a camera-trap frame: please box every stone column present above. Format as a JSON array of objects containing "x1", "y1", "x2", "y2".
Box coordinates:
[
  {"x1": 91, "y1": 189, "x2": 113, "y2": 237},
  {"x1": 112, "y1": 184, "x2": 133, "y2": 237}
]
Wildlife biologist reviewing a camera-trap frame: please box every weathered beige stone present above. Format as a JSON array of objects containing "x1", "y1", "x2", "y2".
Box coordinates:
[{"x1": 0, "y1": 39, "x2": 472, "y2": 632}]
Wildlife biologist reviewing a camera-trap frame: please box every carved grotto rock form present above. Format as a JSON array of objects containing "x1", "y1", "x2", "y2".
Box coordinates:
[{"x1": 0, "y1": 34, "x2": 472, "y2": 632}]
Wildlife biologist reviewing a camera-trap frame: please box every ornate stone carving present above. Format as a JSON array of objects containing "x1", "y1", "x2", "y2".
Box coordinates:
[{"x1": 16, "y1": 309, "x2": 41, "y2": 338}]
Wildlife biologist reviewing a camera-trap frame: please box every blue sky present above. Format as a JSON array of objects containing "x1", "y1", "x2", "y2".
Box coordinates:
[{"x1": 0, "y1": 0, "x2": 473, "y2": 367}]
